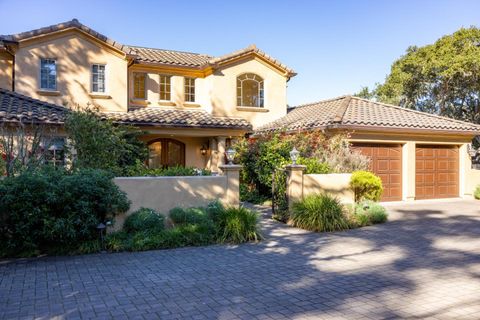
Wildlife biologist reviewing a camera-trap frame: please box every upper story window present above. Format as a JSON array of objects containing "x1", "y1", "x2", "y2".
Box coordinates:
[
  {"x1": 40, "y1": 58, "x2": 57, "y2": 90},
  {"x1": 159, "y1": 75, "x2": 171, "y2": 101},
  {"x1": 184, "y1": 77, "x2": 195, "y2": 102},
  {"x1": 92, "y1": 64, "x2": 106, "y2": 93},
  {"x1": 133, "y1": 73, "x2": 146, "y2": 99},
  {"x1": 237, "y1": 73, "x2": 264, "y2": 107}
]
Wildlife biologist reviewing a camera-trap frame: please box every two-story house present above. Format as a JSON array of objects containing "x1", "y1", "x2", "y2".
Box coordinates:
[{"x1": 0, "y1": 19, "x2": 295, "y2": 172}]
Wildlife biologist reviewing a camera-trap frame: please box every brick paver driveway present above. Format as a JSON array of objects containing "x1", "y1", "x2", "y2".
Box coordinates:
[{"x1": 1, "y1": 199, "x2": 480, "y2": 319}]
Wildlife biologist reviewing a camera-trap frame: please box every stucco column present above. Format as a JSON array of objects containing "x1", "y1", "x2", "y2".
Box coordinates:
[
  {"x1": 219, "y1": 164, "x2": 242, "y2": 207},
  {"x1": 459, "y1": 143, "x2": 469, "y2": 198},
  {"x1": 285, "y1": 164, "x2": 306, "y2": 210},
  {"x1": 217, "y1": 137, "x2": 227, "y2": 173},
  {"x1": 402, "y1": 141, "x2": 416, "y2": 201},
  {"x1": 208, "y1": 138, "x2": 217, "y2": 172}
]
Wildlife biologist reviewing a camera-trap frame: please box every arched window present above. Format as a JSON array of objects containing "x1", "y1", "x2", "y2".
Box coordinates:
[
  {"x1": 148, "y1": 138, "x2": 185, "y2": 168},
  {"x1": 237, "y1": 73, "x2": 264, "y2": 107}
]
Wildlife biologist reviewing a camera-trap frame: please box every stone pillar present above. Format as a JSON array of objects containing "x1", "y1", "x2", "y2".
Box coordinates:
[
  {"x1": 285, "y1": 164, "x2": 306, "y2": 210},
  {"x1": 219, "y1": 164, "x2": 242, "y2": 207},
  {"x1": 217, "y1": 137, "x2": 227, "y2": 173}
]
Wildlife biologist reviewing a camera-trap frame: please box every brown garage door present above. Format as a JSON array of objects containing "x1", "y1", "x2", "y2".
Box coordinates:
[
  {"x1": 352, "y1": 143, "x2": 403, "y2": 202},
  {"x1": 415, "y1": 145, "x2": 459, "y2": 200}
]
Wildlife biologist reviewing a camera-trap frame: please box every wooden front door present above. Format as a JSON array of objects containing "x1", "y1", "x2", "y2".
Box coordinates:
[
  {"x1": 148, "y1": 138, "x2": 186, "y2": 168},
  {"x1": 415, "y1": 145, "x2": 459, "y2": 200},
  {"x1": 352, "y1": 143, "x2": 403, "y2": 202}
]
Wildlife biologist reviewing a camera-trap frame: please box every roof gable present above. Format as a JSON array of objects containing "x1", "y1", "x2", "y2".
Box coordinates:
[
  {"x1": 257, "y1": 96, "x2": 480, "y2": 135},
  {"x1": 1, "y1": 19, "x2": 133, "y2": 56}
]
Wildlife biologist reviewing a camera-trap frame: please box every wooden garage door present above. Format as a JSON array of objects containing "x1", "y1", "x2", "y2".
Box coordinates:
[
  {"x1": 352, "y1": 143, "x2": 403, "y2": 202},
  {"x1": 415, "y1": 145, "x2": 459, "y2": 200}
]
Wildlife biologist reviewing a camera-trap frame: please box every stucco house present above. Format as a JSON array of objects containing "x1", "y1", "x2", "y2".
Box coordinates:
[
  {"x1": 0, "y1": 19, "x2": 295, "y2": 172},
  {"x1": 2, "y1": 19, "x2": 480, "y2": 202},
  {"x1": 258, "y1": 96, "x2": 480, "y2": 201}
]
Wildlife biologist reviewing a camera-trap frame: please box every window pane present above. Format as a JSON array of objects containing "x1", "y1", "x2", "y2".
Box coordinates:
[
  {"x1": 159, "y1": 75, "x2": 171, "y2": 101},
  {"x1": 134, "y1": 73, "x2": 146, "y2": 99},
  {"x1": 184, "y1": 77, "x2": 195, "y2": 102},
  {"x1": 237, "y1": 73, "x2": 264, "y2": 107},
  {"x1": 148, "y1": 142, "x2": 162, "y2": 168},
  {"x1": 40, "y1": 59, "x2": 57, "y2": 90},
  {"x1": 92, "y1": 64, "x2": 106, "y2": 93}
]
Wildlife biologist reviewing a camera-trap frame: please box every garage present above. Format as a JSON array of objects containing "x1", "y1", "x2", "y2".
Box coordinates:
[
  {"x1": 415, "y1": 145, "x2": 459, "y2": 200},
  {"x1": 352, "y1": 143, "x2": 403, "y2": 202}
]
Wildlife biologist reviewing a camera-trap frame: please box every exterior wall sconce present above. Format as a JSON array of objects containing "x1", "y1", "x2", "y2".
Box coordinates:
[
  {"x1": 225, "y1": 148, "x2": 236, "y2": 165},
  {"x1": 200, "y1": 145, "x2": 208, "y2": 156},
  {"x1": 290, "y1": 147, "x2": 300, "y2": 165}
]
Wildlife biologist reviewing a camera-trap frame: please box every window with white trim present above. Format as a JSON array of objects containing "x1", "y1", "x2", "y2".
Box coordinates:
[
  {"x1": 133, "y1": 73, "x2": 146, "y2": 99},
  {"x1": 237, "y1": 73, "x2": 264, "y2": 107},
  {"x1": 184, "y1": 77, "x2": 195, "y2": 102},
  {"x1": 92, "y1": 64, "x2": 106, "y2": 93},
  {"x1": 40, "y1": 58, "x2": 57, "y2": 90},
  {"x1": 159, "y1": 75, "x2": 171, "y2": 101}
]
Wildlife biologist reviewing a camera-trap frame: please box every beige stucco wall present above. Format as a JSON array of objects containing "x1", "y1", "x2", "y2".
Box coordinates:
[
  {"x1": 303, "y1": 173, "x2": 354, "y2": 204},
  {"x1": 14, "y1": 30, "x2": 128, "y2": 112},
  {"x1": 208, "y1": 58, "x2": 288, "y2": 129},
  {"x1": 113, "y1": 165, "x2": 240, "y2": 230},
  {"x1": 114, "y1": 176, "x2": 227, "y2": 229},
  {"x1": 127, "y1": 57, "x2": 288, "y2": 129},
  {"x1": 348, "y1": 131, "x2": 480, "y2": 201},
  {"x1": 0, "y1": 52, "x2": 13, "y2": 90}
]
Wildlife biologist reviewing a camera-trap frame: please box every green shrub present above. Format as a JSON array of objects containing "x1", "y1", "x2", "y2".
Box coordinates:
[
  {"x1": 354, "y1": 201, "x2": 388, "y2": 226},
  {"x1": 213, "y1": 206, "x2": 262, "y2": 243},
  {"x1": 169, "y1": 207, "x2": 212, "y2": 225},
  {"x1": 124, "y1": 208, "x2": 165, "y2": 233},
  {"x1": 291, "y1": 193, "x2": 350, "y2": 232},
  {"x1": 65, "y1": 107, "x2": 148, "y2": 175},
  {"x1": 0, "y1": 168, "x2": 130, "y2": 257},
  {"x1": 240, "y1": 183, "x2": 271, "y2": 204},
  {"x1": 474, "y1": 185, "x2": 480, "y2": 200},
  {"x1": 297, "y1": 157, "x2": 331, "y2": 174},
  {"x1": 350, "y1": 171, "x2": 383, "y2": 202},
  {"x1": 105, "y1": 231, "x2": 130, "y2": 252}
]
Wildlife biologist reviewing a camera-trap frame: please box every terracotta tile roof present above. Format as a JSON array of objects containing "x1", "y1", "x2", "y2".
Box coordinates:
[
  {"x1": 209, "y1": 44, "x2": 297, "y2": 77},
  {"x1": 127, "y1": 46, "x2": 212, "y2": 67},
  {"x1": 0, "y1": 88, "x2": 68, "y2": 124},
  {"x1": 2, "y1": 19, "x2": 295, "y2": 77},
  {"x1": 103, "y1": 108, "x2": 252, "y2": 130},
  {"x1": 258, "y1": 96, "x2": 480, "y2": 134},
  {"x1": 0, "y1": 19, "x2": 134, "y2": 55}
]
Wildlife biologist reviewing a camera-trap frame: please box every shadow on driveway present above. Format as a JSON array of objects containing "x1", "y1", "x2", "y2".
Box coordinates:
[{"x1": 1, "y1": 200, "x2": 480, "y2": 319}]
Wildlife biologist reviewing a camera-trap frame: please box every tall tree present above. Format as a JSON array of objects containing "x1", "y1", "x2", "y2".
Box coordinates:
[{"x1": 375, "y1": 27, "x2": 480, "y2": 123}]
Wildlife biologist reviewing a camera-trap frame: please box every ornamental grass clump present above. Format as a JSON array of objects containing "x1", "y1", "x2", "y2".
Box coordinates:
[
  {"x1": 291, "y1": 193, "x2": 350, "y2": 232},
  {"x1": 212, "y1": 206, "x2": 262, "y2": 244},
  {"x1": 353, "y1": 201, "x2": 388, "y2": 226}
]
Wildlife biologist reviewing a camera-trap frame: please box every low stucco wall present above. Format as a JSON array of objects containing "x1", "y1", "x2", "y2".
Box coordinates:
[
  {"x1": 303, "y1": 173, "x2": 354, "y2": 204},
  {"x1": 114, "y1": 176, "x2": 227, "y2": 229}
]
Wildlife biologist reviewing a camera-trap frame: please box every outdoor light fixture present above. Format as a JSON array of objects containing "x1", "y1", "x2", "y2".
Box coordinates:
[
  {"x1": 225, "y1": 148, "x2": 236, "y2": 165},
  {"x1": 290, "y1": 147, "x2": 300, "y2": 165},
  {"x1": 200, "y1": 145, "x2": 207, "y2": 156},
  {"x1": 96, "y1": 222, "x2": 106, "y2": 253}
]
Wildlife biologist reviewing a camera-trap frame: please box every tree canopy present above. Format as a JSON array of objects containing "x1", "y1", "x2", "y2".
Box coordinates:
[{"x1": 367, "y1": 27, "x2": 480, "y2": 123}]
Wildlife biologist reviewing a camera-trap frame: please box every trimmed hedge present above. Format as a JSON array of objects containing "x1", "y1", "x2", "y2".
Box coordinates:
[{"x1": 350, "y1": 171, "x2": 383, "y2": 202}]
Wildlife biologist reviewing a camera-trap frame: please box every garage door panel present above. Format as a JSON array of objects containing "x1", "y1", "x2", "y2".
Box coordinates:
[
  {"x1": 352, "y1": 143, "x2": 402, "y2": 202},
  {"x1": 415, "y1": 145, "x2": 458, "y2": 200}
]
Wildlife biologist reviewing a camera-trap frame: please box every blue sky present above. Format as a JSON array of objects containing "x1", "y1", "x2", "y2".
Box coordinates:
[{"x1": 0, "y1": 0, "x2": 479, "y2": 106}]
